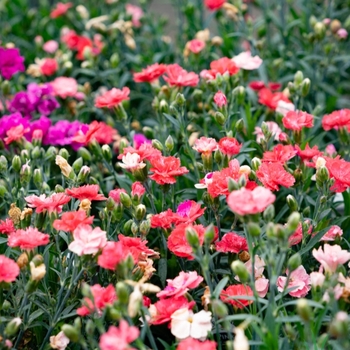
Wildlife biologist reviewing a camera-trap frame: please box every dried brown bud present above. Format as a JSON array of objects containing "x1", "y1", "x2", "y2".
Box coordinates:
[
  {"x1": 239, "y1": 251, "x2": 250, "y2": 263},
  {"x1": 9, "y1": 203, "x2": 21, "y2": 225},
  {"x1": 17, "y1": 253, "x2": 29, "y2": 269}
]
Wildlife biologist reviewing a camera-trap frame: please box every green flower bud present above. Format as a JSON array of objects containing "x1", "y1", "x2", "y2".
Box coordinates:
[
  {"x1": 314, "y1": 22, "x2": 326, "y2": 40},
  {"x1": 251, "y1": 157, "x2": 261, "y2": 171},
  {"x1": 263, "y1": 204, "x2": 275, "y2": 222},
  {"x1": 309, "y1": 15, "x2": 317, "y2": 27},
  {"x1": 77, "y1": 147, "x2": 92, "y2": 162},
  {"x1": 102, "y1": 145, "x2": 112, "y2": 161},
  {"x1": 160, "y1": 99, "x2": 169, "y2": 113},
  {"x1": 238, "y1": 174, "x2": 246, "y2": 188},
  {"x1": 20, "y1": 149, "x2": 30, "y2": 163},
  {"x1": 55, "y1": 184, "x2": 65, "y2": 193},
  {"x1": 204, "y1": 224, "x2": 215, "y2": 245},
  {"x1": 12, "y1": 155, "x2": 22, "y2": 173},
  {"x1": 211, "y1": 300, "x2": 228, "y2": 318},
  {"x1": 228, "y1": 177, "x2": 239, "y2": 192},
  {"x1": 46, "y1": 146, "x2": 57, "y2": 161},
  {"x1": 297, "y1": 299, "x2": 312, "y2": 322},
  {"x1": 20, "y1": 163, "x2": 31, "y2": 184},
  {"x1": 294, "y1": 71, "x2": 304, "y2": 87},
  {"x1": 235, "y1": 118, "x2": 244, "y2": 133},
  {"x1": 152, "y1": 139, "x2": 164, "y2": 151},
  {"x1": 215, "y1": 111, "x2": 226, "y2": 125},
  {"x1": 33, "y1": 169, "x2": 42, "y2": 188},
  {"x1": 329, "y1": 312, "x2": 349, "y2": 339},
  {"x1": 233, "y1": 86, "x2": 246, "y2": 104},
  {"x1": 0, "y1": 155, "x2": 8, "y2": 172},
  {"x1": 77, "y1": 165, "x2": 90, "y2": 183},
  {"x1": 31, "y1": 146, "x2": 41, "y2": 159},
  {"x1": 286, "y1": 212, "x2": 301, "y2": 232},
  {"x1": 175, "y1": 93, "x2": 186, "y2": 107},
  {"x1": 0, "y1": 185, "x2": 6, "y2": 197},
  {"x1": 214, "y1": 149, "x2": 223, "y2": 165},
  {"x1": 135, "y1": 204, "x2": 146, "y2": 221},
  {"x1": 186, "y1": 226, "x2": 200, "y2": 250},
  {"x1": 247, "y1": 222, "x2": 261, "y2": 237},
  {"x1": 116, "y1": 282, "x2": 129, "y2": 304},
  {"x1": 286, "y1": 195, "x2": 298, "y2": 212},
  {"x1": 106, "y1": 197, "x2": 116, "y2": 211},
  {"x1": 266, "y1": 222, "x2": 275, "y2": 239},
  {"x1": 316, "y1": 166, "x2": 329, "y2": 185},
  {"x1": 62, "y1": 324, "x2": 80, "y2": 343},
  {"x1": 85, "y1": 319, "x2": 95, "y2": 336},
  {"x1": 2, "y1": 80, "x2": 11, "y2": 95},
  {"x1": 131, "y1": 222, "x2": 139, "y2": 235},
  {"x1": 58, "y1": 148, "x2": 70, "y2": 160},
  {"x1": 2, "y1": 300, "x2": 11, "y2": 311},
  {"x1": 301, "y1": 78, "x2": 311, "y2": 97},
  {"x1": 287, "y1": 253, "x2": 301, "y2": 272},
  {"x1": 120, "y1": 192, "x2": 132, "y2": 208},
  {"x1": 110, "y1": 53, "x2": 119, "y2": 67},
  {"x1": 72, "y1": 157, "x2": 83, "y2": 173},
  {"x1": 124, "y1": 219, "x2": 133, "y2": 235},
  {"x1": 302, "y1": 206, "x2": 310, "y2": 217},
  {"x1": 231, "y1": 260, "x2": 250, "y2": 283},
  {"x1": 143, "y1": 126, "x2": 154, "y2": 139},
  {"x1": 165, "y1": 135, "x2": 174, "y2": 152},
  {"x1": 139, "y1": 219, "x2": 151, "y2": 236},
  {"x1": 4, "y1": 317, "x2": 22, "y2": 337},
  {"x1": 112, "y1": 204, "x2": 124, "y2": 222}
]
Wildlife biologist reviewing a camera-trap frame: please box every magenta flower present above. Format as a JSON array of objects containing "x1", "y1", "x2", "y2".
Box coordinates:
[
  {"x1": 0, "y1": 47, "x2": 25, "y2": 80},
  {"x1": 312, "y1": 244, "x2": 350, "y2": 273}
]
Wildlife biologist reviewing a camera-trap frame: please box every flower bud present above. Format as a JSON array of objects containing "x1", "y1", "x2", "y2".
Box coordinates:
[
  {"x1": 30, "y1": 261, "x2": 46, "y2": 281},
  {"x1": 204, "y1": 224, "x2": 215, "y2": 244},
  {"x1": 301, "y1": 78, "x2": 311, "y2": 97},
  {"x1": 0, "y1": 155, "x2": 8, "y2": 172},
  {"x1": 77, "y1": 147, "x2": 92, "y2": 162},
  {"x1": 101, "y1": 144, "x2": 112, "y2": 161},
  {"x1": 231, "y1": 260, "x2": 250, "y2": 283},
  {"x1": 296, "y1": 298, "x2": 312, "y2": 322},
  {"x1": 233, "y1": 86, "x2": 246, "y2": 104},
  {"x1": 128, "y1": 286, "x2": 143, "y2": 318},
  {"x1": 12, "y1": 155, "x2": 22, "y2": 173},
  {"x1": 0, "y1": 184, "x2": 6, "y2": 197},
  {"x1": 263, "y1": 204, "x2": 275, "y2": 222},
  {"x1": 247, "y1": 222, "x2": 261, "y2": 237},
  {"x1": 33, "y1": 169, "x2": 42, "y2": 188},
  {"x1": 116, "y1": 282, "x2": 129, "y2": 304},
  {"x1": 110, "y1": 53, "x2": 119, "y2": 67},
  {"x1": 211, "y1": 300, "x2": 228, "y2": 318},
  {"x1": 58, "y1": 148, "x2": 70, "y2": 160},
  {"x1": 165, "y1": 135, "x2": 174, "y2": 152},
  {"x1": 251, "y1": 157, "x2": 261, "y2": 171},
  {"x1": 329, "y1": 312, "x2": 349, "y2": 338},
  {"x1": 72, "y1": 157, "x2": 83, "y2": 173},
  {"x1": 124, "y1": 219, "x2": 133, "y2": 235},
  {"x1": 17, "y1": 253, "x2": 29, "y2": 269},
  {"x1": 294, "y1": 71, "x2": 304, "y2": 87},
  {"x1": 228, "y1": 177, "x2": 239, "y2": 192},
  {"x1": 314, "y1": 22, "x2": 326, "y2": 39},
  {"x1": 316, "y1": 165, "x2": 329, "y2": 185},
  {"x1": 131, "y1": 222, "x2": 139, "y2": 235},
  {"x1": 77, "y1": 166, "x2": 90, "y2": 183},
  {"x1": 142, "y1": 126, "x2": 154, "y2": 139},
  {"x1": 238, "y1": 174, "x2": 246, "y2": 188},
  {"x1": 287, "y1": 253, "x2": 301, "y2": 272},
  {"x1": 46, "y1": 146, "x2": 57, "y2": 161},
  {"x1": 330, "y1": 19, "x2": 341, "y2": 33},
  {"x1": 85, "y1": 319, "x2": 95, "y2": 336},
  {"x1": 4, "y1": 317, "x2": 22, "y2": 337},
  {"x1": 135, "y1": 204, "x2": 146, "y2": 221},
  {"x1": 20, "y1": 163, "x2": 31, "y2": 184},
  {"x1": 159, "y1": 99, "x2": 169, "y2": 113},
  {"x1": 56, "y1": 155, "x2": 74, "y2": 179},
  {"x1": 286, "y1": 195, "x2": 298, "y2": 212},
  {"x1": 175, "y1": 93, "x2": 186, "y2": 107},
  {"x1": 235, "y1": 118, "x2": 244, "y2": 133},
  {"x1": 55, "y1": 184, "x2": 65, "y2": 193},
  {"x1": 2, "y1": 300, "x2": 11, "y2": 311},
  {"x1": 62, "y1": 324, "x2": 80, "y2": 343},
  {"x1": 214, "y1": 149, "x2": 223, "y2": 164},
  {"x1": 186, "y1": 227, "x2": 200, "y2": 250},
  {"x1": 152, "y1": 139, "x2": 164, "y2": 151},
  {"x1": 215, "y1": 111, "x2": 226, "y2": 125},
  {"x1": 139, "y1": 219, "x2": 151, "y2": 236},
  {"x1": 120, "y1": 192, "x2": 132, "y2": 208},
  {"x1": 286, "y1": 212, "x2": 301, "y2": 232}
]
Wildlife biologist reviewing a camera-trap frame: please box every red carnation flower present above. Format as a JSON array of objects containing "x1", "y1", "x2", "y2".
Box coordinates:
[
  {"x1": 133, "y1": 63, "x2": 167, "y2": 83},
  {"x1": 218, "y1": 137, "x2": 242, "y2": 156},
  {"x1": 8, "y1": 227, "x2": 50, "y2": 250},
  {"x1": 0, "y1": 255, "x2": 20, "y2": 283},
  {"x1": 210, "y1": 57, "x2": 239, "y2": 76},
  {"x1": 258, "y1": 88, "x2": 291, "y2": 110},
  {"x1": 295, "y1": 144, "x2": 323, "y2": 161},
  {"x1": 53, "y1": 210, "x2": 94, "y2": 232},
  {"x1": 322, "y1": 109, "x2": 350, "y2": 131},
  {"x1": 25, "y1": 193, "x2": 71, "y2": 214},
  {"x1": 256, "y1": 162, "x2": 295, "y2": 191},
  {"x1": 98, "y1": 241, "x2": 131, "y2": 270},
  {"x1": 0, "y1": 218, "x2": 15, "y2": 235},
  {"x1": 282, "y1": 110, "x2": 314, "y2": 131},
  {"x1": 118, "y1": 143, "x2": 162, "y2": 162},
  {"x1": 73, "y1": 121, "x2": 117, "y2": 146},
  {"x1": 177, "y1": 338, "x2": 217, "y2": 350},
  {"x1": 173, "y1": 200, "x2": 206, "y2": 225},
  {"x1": 50, "y1": 2, "x2": 72, "y2": 18},
  {"x1": 40, "y1": 58, "x2": 58, "y2": 76},
  {"x1": 150, "y1": 156, "x2": 189, "y2": 185},
  {"x1": 325, "y1": 156, "x2": 350, "y2": 192},
  {"x1": 163, "y1": 64, "x2": 199, "y2": 87},
  {"x1": 262, "y1": 144, "x2": 297, "y2": 164},
  {"x1": 118, "y1": 234, "x2": 159, "y2": 261},
  {"x1": 95, "y1": 87, "x2": 130, "y2": 108},
  {"x1": 151, "y1": 209, "x2": 177, "y2": 229},
  {"x1": 66, "y1": 184, "x2": 106, "y2": 201},
  {"x1": 220, "y1": 284, "x2": 254, "y2": 309},
  {"x1": 204, "y1": 0, "x2": 225, "y2": 10},
  {"x1": 215, "y1": 232, "x2": 248, "y2": 253}
]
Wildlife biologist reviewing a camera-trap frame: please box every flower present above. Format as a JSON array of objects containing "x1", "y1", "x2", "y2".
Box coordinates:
[
  {"x1": 133, "y1": 133, "x2": 151, "y2": 149},
  {"x1": 322, "y1": 109, "x2": 350, "y2": 131},
  {"x1": 322, "y1": 225, "x2": 343, "y2": 241},
  {"x1": 258, "y1": 88, "x2": 291, "y2": 110},
  {"x1": 125, "y1": 3, "x2": 144, "y2": 27},
  {"x1": 173, "y1": 200, "x2": 206, "y2": 225},
  {"x1": 244, "y1": 256, "x2": 269, "y2": 298},
  {"x1": 72, "y1": 121, "x2": 116, "y2": 146},
  {"x1": 337, "y1": 28, "x2": 348, "y2": 39},
  {"x1": 312, "y1": 244, "x2": 350, "y2": 273},
  {"x1": 213, "y1": 91, "x2": 227, "y2": 108},
  {"x1": 325, "y1": 156, "x2": 350, "y2": 192},
  {"x1": 77, "y1": 284, "x2": 116, "y2": 316},
  {"x1": 220, "y1": 285, "x2": 253, "y2": 309},
  {"x1": 0, "y1": 218, "x2": 15, "y2": 235},
  {"x1": 210, "y1": 57, "x2": 239, "y2": 76},
  {"x1": 192, "y1": 137, "x2": 218, "y2": 155},
  {"x1": 4, "y1": 124, "x2": 29, "y2": 145},
  {"x1": 276, "y1": 100, "x2": 295, "y2": 116},
  {"x1": 262, "y1": 144, "x2": 296, "y2": 164},
  {"x1": 53, "y1": 210, "x2": 94, "y2": 232},
  {"x1": 218, "y1": 137, "x2": 241, "y2": 156},
  {"x1": 282, "y1": 110, "x2": 314, "y2": 131},
  {"x1": 40, "y1": 58, "x2": 58, "y2": 76},
  {"x1": 69, "y1": 224, "x2": 107, "y2": 256},
  {"x1": 99, "y1": 320, "x2": 139, "y2": 350},
  {"x1": 109, "y1": 188, "x2": 127, "y2": 204},
  {"x1": 215, "y1": 232, "x2": 248, "y2": 253},
  {"x1": 295, "y1": 144, "x2": 323, "y2": 161},
  {"x1": 55, "y1": 155, "x2": 72, "y2": 178},
  {"x1": 119, "y1": 152, "x2": 146, "y2": 171},
  {"x1": 149, "y1": 296, "x2": 195, "y2": 325},
  {"x1": 185, "y1": 39, "x2": 206, "y2": 54},
  {"x1": 170, "y1": 308, "x2": 212, "y2": 340},
  {"x1": 50, "y1": 2, "x2": 73, "y2": 18},
  {"x1": 177, "y1": 338, "x2": 217, "y2": 350},
  {"x1": 151, "y1": 209, "x2": 177, "y2": 229},
  {"x1": 277, "y1": 266, "x2": 311, "y2": 298},
  {"x1": 131, "y1": 182, "x2": 146, "y2": 198},
  {"x1": 25, "y1": 193, "x2": 71, "y2": 213},
  {"x1": 163, "y1": 64, "x2": 199, "y2": 87},
  {"x1": 227, "y1": 186, "x2": 276, "y2": 216},
  {"x1": 157, "y1": 271, "x2": 203, "y2": 299},
  {"x1": 95, "y1": 87, "x2": 130, "y2": 108},
  {"x1": 310, "y1": 269, "x2": 325, "y2": 288},
  {"x1": 98, "y1": 241, "x2": 131, "y2": 270},
  {"x1": 43, "y1": 40, "x2": 59, "y2": 53},
  {"x1": 233, "y1": 328, "x2": 249, "y2": 350},
  {"x1": 288, "y1": 221, "x2": 312, "y2": 246},
  {"x1": 232, "y1": 51, "x2": 263, "y2": 70},
  {"x1": 150, "y1": 156, "x2": 189, "y2": 185},
  {"x1": 66, "y1": 184, "x2": 106, "y2": 201},
  {"x1": 205, "y1": 0, "x2": 225, "y2": 10},
  {"x1": 7, "y1": 227, "x2": 50, "y2": 250},
  {"x1": 50, "y1": 77, "x2": 78, "y2": 99},
  {"x1": 133, "y1": 63, "x2": 167, "y2": 83},
  {"x1": 118, "y1": 143, "x2": 162, "y2": 162},
  {"x1": 168, "y1": 224, "x2": 206, "y2": 260},
  {"x1": 0, "y1": 47, "x2": 25, "y2": 80},
  {"x1": 0, "y1": 255, "x2": 20, "y2": 283},
  {"x1": 256, "y1": 162, "x2": 295, "y2": 191},
  {"x1": 50, "y1": 331, "x2": 70, "y2": 350}
]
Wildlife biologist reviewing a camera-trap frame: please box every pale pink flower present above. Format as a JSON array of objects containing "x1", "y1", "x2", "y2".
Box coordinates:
[
  {"x1": 25, "y1": 193, "x2": 71, "y2": 213},
  {"x1": 227, "y1": 186, "x2": 276, "y2": 216},
  {"x1": 69, "y1": 224, "x2": 107, "y2": 256},
  {"x1": 157, "y1": 271, "x2": 204, "y2": 299},
  {"x1": 50, "y1": 331, "x2": 70, "y2": 350},
  {"x1": 118, "y1": 152, "x2": 146, "y2": 171},
  {"x1": 276, "y1": 100, "x2": 295, "y2": 117},
  {"x1": 186, "y1": 39, "x2": 205, "y2": 54},
  {"x1": 313, "y1": 244, "x2": 350, "y2": 273},
  {"x1": 125, "y1": 4, "x2": 144, "y2": 27},
  {"x1": 310, "y1": 270, "x2": 325, "y2": 288},
  {"x1": 192, "y1": 137, "x2": 218, "y2": 155},
  {"x1": 337, "y1": 28, "x2": 348, "y2": 39},
  {"x1": 50, "y1": 77, "x2": 78, "y2": 99},
  {"x1": 232, "y1": 51, "x2": 262, "y2": 70},
  {"x1": 43, "y1": 40, "x2": 59, "y2": 54},
  {"x1": 254, "y1": 121, "x2": 282, "y2": 143},
  {"x1": 321, "y1": 225, "x2": 343, "y2": 241},
  {"x1": 322, "y1": 284, "x2": 343, "y2": 302},
  {"x1": 171, "y1": 308, "x2": 212, "y2": 340},
  {"x1": 244, "y1": 256, "x2": 269, "y2": 298},
  {"x1": 213, "y1": 91, "x2": 227, "y2": 108},
  {"x1": 325, "y1": 144, "x2": 337, "y2": 156},
  {"x1": 277, "y1": 265, "x2": 311, "y2": 298},
  {"x1": 99, "y1": 320, "x2": 139, "y2": 350},
  {"x1": 323, "y1": 18, "x2": 331, "y2": 25}
]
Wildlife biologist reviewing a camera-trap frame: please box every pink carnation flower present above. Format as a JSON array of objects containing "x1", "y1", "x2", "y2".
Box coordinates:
[
  {"x1": 213, "y1": 90, "x2": 227, "y2": 108},
  {"x1": 227, "y1": 186, "x2": 276, "y2": 216},
  {"x1": 232, "y1": 51, "x2": 263, "y2": 70},
  {"x1": 50, "y1": 77, "x2": 78, "y2": 99},
  {"x1": 277, "y1": 265, "x2": 311, "y2": 298},
  {"x1": 0, "y1": 255, "x2": 20, "y2": 283},
  {"x1": 192, "y1": 137, "x2": 218, "y2": 155},
  {"x1": 321, "y1": 225, "x2": 343, "y2": 241},
  {"x1": 157, "y1": 271, "x2": 203, "y2": 299},
  {"x1": 312, "y1": 244, "x2": 350, "y2": 273},
  {"x1": 43, "y1": 40, "x2": 59, "y2": 54},
  {"x1": 69, "y1": 224, "x2": 107, "y2": 256}
]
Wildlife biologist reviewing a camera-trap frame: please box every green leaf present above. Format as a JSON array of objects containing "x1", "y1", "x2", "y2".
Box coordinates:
[
  {"x1": 163, "y1": 113, "x2": 180, "y2": 131},
  {"x1": 28, "y1": 309, "x2": 44, "y2": 324},
  {"x1": 158, "y1": 258, "x2": 167, "y2": 287},
  {"x1": 212, "y1": 276, "x2": 229, "y2": 299}
]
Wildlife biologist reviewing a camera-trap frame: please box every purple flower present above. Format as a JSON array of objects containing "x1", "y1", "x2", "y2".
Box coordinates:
[
  {"x1": 0, "y1": 48, "x2": 25, "y2": 80},
  {"x1": 133, "y1": 133, "x2": 151, "y2": 149},
  {"x1": 37, "y1": 96, "x2": 60, "y2": 115},
  {"x1": 9, "y1": 92, "x2": 37, "y2": 116},
  {"x1": 0, "y1": 112, "x2": 29, "y2": 138},
  {"x1": 27, "y1": 116, "x2": 52, "y2": 141}
]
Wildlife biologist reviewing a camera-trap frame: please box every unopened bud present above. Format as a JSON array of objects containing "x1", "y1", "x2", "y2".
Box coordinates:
[
  {"x1": 116, "y1": 282, "x2": 129, "y2": 304},
  {"x1": 301, "y1": 78, "x2": 311, "y2": 97},
  {"x1": 286, "y1": 195, "x2": 298, "y2": 212},
  {"x1": 30, "y1": 261, "x2": 46, "y2": 281},
  {"x1": 135, "y1": 204, "x2": 146, "y2": 221},
  {"x1": 102, "y1": 145, "x2": 112, "y2": 161},
  {"x1": 186, "y1": 227, "x2": 200, "y2": 250},
  {"x1": 251, "y1": 157, "x2": 261, "y2": 171},
  {"x1": 131, "y1": 222, "x2": 139, "y2": 235},
  {"x1": 297, "y1": 299, "x2": 312, "y2": 322},
  {"x1": 33, "y1": 169, "x2": 42, "y2": 188},
  {"x1": 139, "y1": 219, "x2": 151, "y2": 236},
  {"x1": 4, "y1": 317, "x2": 22, "y2": 337},
  {"x1": 228, "y1": 178, "x2": 239, "y2": 192},
  {"x1": 287, "y1": 212, "x2": 301, "y2": 232},
  {"x1": 294, "y1": 71, "x2": 304, "y2": 87},
  {"x1": 214, "y1": 149, "x2": 223, "y2": 164},
  {"x1": 77, "y1": 166, "x2": 90, "y2": 183},
  {"x1": 287, "y1": 253, "x2": 301, "y2": 272},
  {"x1": 152, "y1": 139, "x2": 164, "y2": 151},
  {"x1": 56, "y1": 155, "x2": 74, "y2": 179},
  {"x1": 204, "y1": 224, "x2": 215, "y2": 244},
  {"x1": 12, "y1": 155, "x2": 21, "y2": 173},
  {"x1": 235, "y1": 118, "x2": 244, "y2": 133},
  {"x1": 0, "y1": 155, "x2": 8, "y2": 172},
  {"x1": 120, "y1": 192, "x2": 132, "y2": 208},
  {"x1": 175, "y1": 93, "x2": 186, "y2": 107},
  {"x1": 77, "y1": 147, "x2": 92, "y2": 161},
  {"x1": 211, "y1": 300, "x2": 228, "y2": 318},
  {"x1": 165, "y1": 135, "x2": 174, "y2": 152},
  {"x1": 263, "y1": 204, "x2": 275, "y2": 221},
  {"x1": 215, "y1": 111, "x2": 226, "y2": 125},
  {"x1": 316, "y1": 166, "x2": 329, "y2": 184},
  {"x1": 231, "y1": 260, "x2": 250, "y2": 283},
  {"x1": 46, "y1": 146, "x2": 57, "y2": 161},
  {"x1": 247, "y1": 222, "x2": 261, "y2": 237},
  {"x1": 62, "y1": 324, "x2": 80, "y2": 343}
]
